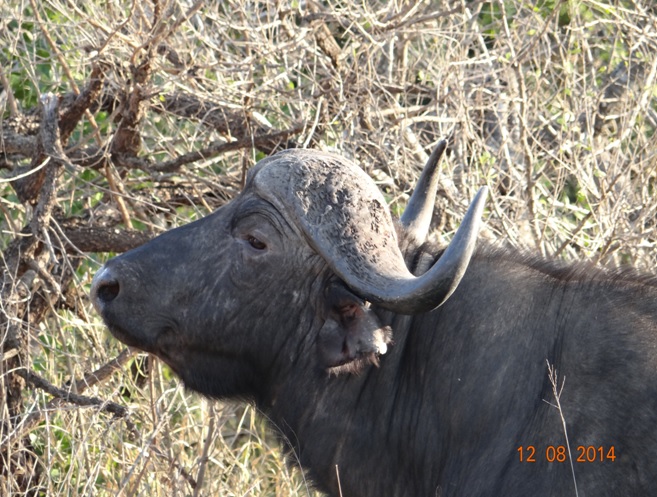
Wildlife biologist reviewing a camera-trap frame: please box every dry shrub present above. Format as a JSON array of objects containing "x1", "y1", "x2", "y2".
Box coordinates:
[{"x1": 1, "y1": 0, "x2": 656, "y2": 495}]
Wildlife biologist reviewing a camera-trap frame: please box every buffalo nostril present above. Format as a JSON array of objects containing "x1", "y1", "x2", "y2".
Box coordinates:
[
  {"x1": 91, "y1": 266, "x2": 122, "y2": 308},
  {"x1": 96, "y1": 279, "x2": 120, "y2": 303}
]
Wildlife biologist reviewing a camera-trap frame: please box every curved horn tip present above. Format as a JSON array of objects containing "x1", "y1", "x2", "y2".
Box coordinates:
[
  {"x1": 400, "y1": 138, "x2": 450, "y2": 244},
  {"x1": 399, "y1": 185, "x2": 488, "y2": 314},
  {"x1": 443, "y1": 186, "x2": 488, "y2": 264},
  {"x1": 417, "y1": 138, "x2": 447, "y2": 180},
  {"x1": 430, "y1": 185, "x2": 488, "y2": 303},
  {"x1": 429, "y1": 138, "x2": 448, "y2": 163},
  {"x1": 470, "y1": 186, "x2": 488, "y2": 217}
]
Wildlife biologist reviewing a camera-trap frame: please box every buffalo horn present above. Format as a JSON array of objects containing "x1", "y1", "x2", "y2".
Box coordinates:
[
  {"x1": 250, "y1": 149, "x2": 487, "y2": 315},
  {"x1": 400, "y1": 139, "x2": 447, "y2": 245}
]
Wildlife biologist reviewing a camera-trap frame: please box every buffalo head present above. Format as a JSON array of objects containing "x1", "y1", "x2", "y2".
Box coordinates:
[{"x1": 91, "y1": 146, "x2": 486, "y2": 399}]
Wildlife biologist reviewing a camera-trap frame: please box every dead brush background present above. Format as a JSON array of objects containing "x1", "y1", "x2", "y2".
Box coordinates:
[{"x1": 1, "y1": 0, "x2": 656, "y2": 495}]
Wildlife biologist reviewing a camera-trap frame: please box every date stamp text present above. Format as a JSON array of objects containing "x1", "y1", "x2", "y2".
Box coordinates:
[{"x1": 517, "y1": 445, "x2": 616, "y2": 463}]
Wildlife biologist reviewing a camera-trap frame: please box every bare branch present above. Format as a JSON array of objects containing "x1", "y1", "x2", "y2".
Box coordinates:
[
  {"x1": 16, "y1": 368, "x2": 129, "y2": 419},
  {"x1": 60, "y1": 226, "x2": 153, "y2": 253}
]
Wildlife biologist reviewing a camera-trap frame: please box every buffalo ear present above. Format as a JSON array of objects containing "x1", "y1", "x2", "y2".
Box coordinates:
[{"x1": 318, "y1": 283, "x2": 392, "y2": 373}]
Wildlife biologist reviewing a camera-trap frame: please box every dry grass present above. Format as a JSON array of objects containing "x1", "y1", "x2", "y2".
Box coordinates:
[{"x1": 1, "y1": 0, "x2": 656, "y2": 495}]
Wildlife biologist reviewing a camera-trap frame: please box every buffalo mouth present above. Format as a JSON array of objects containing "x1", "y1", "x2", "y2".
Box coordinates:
[
  {"x1": 97, "y1": 309, "x2": 170, "y2": 356},
  {"x1": 102, "y1": 321, "x2": 157, "y2": 353},
  {"x1": 103, "y1": 321, "x2": 184, "y2": 374}
]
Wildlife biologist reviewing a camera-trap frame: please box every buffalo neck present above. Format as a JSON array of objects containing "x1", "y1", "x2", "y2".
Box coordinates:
[
  {"x1": 254, "y1": 248, "x2": 588, "y2": 497},
  {"x1": 258, "y1": 308, "x2": 449, "y2": 496}
]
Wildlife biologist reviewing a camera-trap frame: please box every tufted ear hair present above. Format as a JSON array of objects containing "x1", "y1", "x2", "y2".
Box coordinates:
[{"x1": 318, "y1": 282, "x2": 392, "y2": 374}]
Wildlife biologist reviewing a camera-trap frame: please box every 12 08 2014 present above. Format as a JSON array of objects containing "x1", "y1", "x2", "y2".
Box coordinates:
[{"x1": 517, "y1": 445, "x2": 616, "y2": 463}]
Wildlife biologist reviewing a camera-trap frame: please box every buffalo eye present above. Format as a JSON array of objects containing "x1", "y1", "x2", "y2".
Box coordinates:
[{"x1": 246, "y1": 235, "x2": 267, "y2": 250}]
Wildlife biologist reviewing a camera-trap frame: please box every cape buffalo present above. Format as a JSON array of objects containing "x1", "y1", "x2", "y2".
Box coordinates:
[{"x1": 91, "y1": 142, "x2": 657, "y2": 496}]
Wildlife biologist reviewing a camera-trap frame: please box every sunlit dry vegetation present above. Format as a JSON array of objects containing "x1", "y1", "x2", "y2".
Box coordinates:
[{"x1": 1, "y1": 0, "x2": 656, "y2": 495}]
